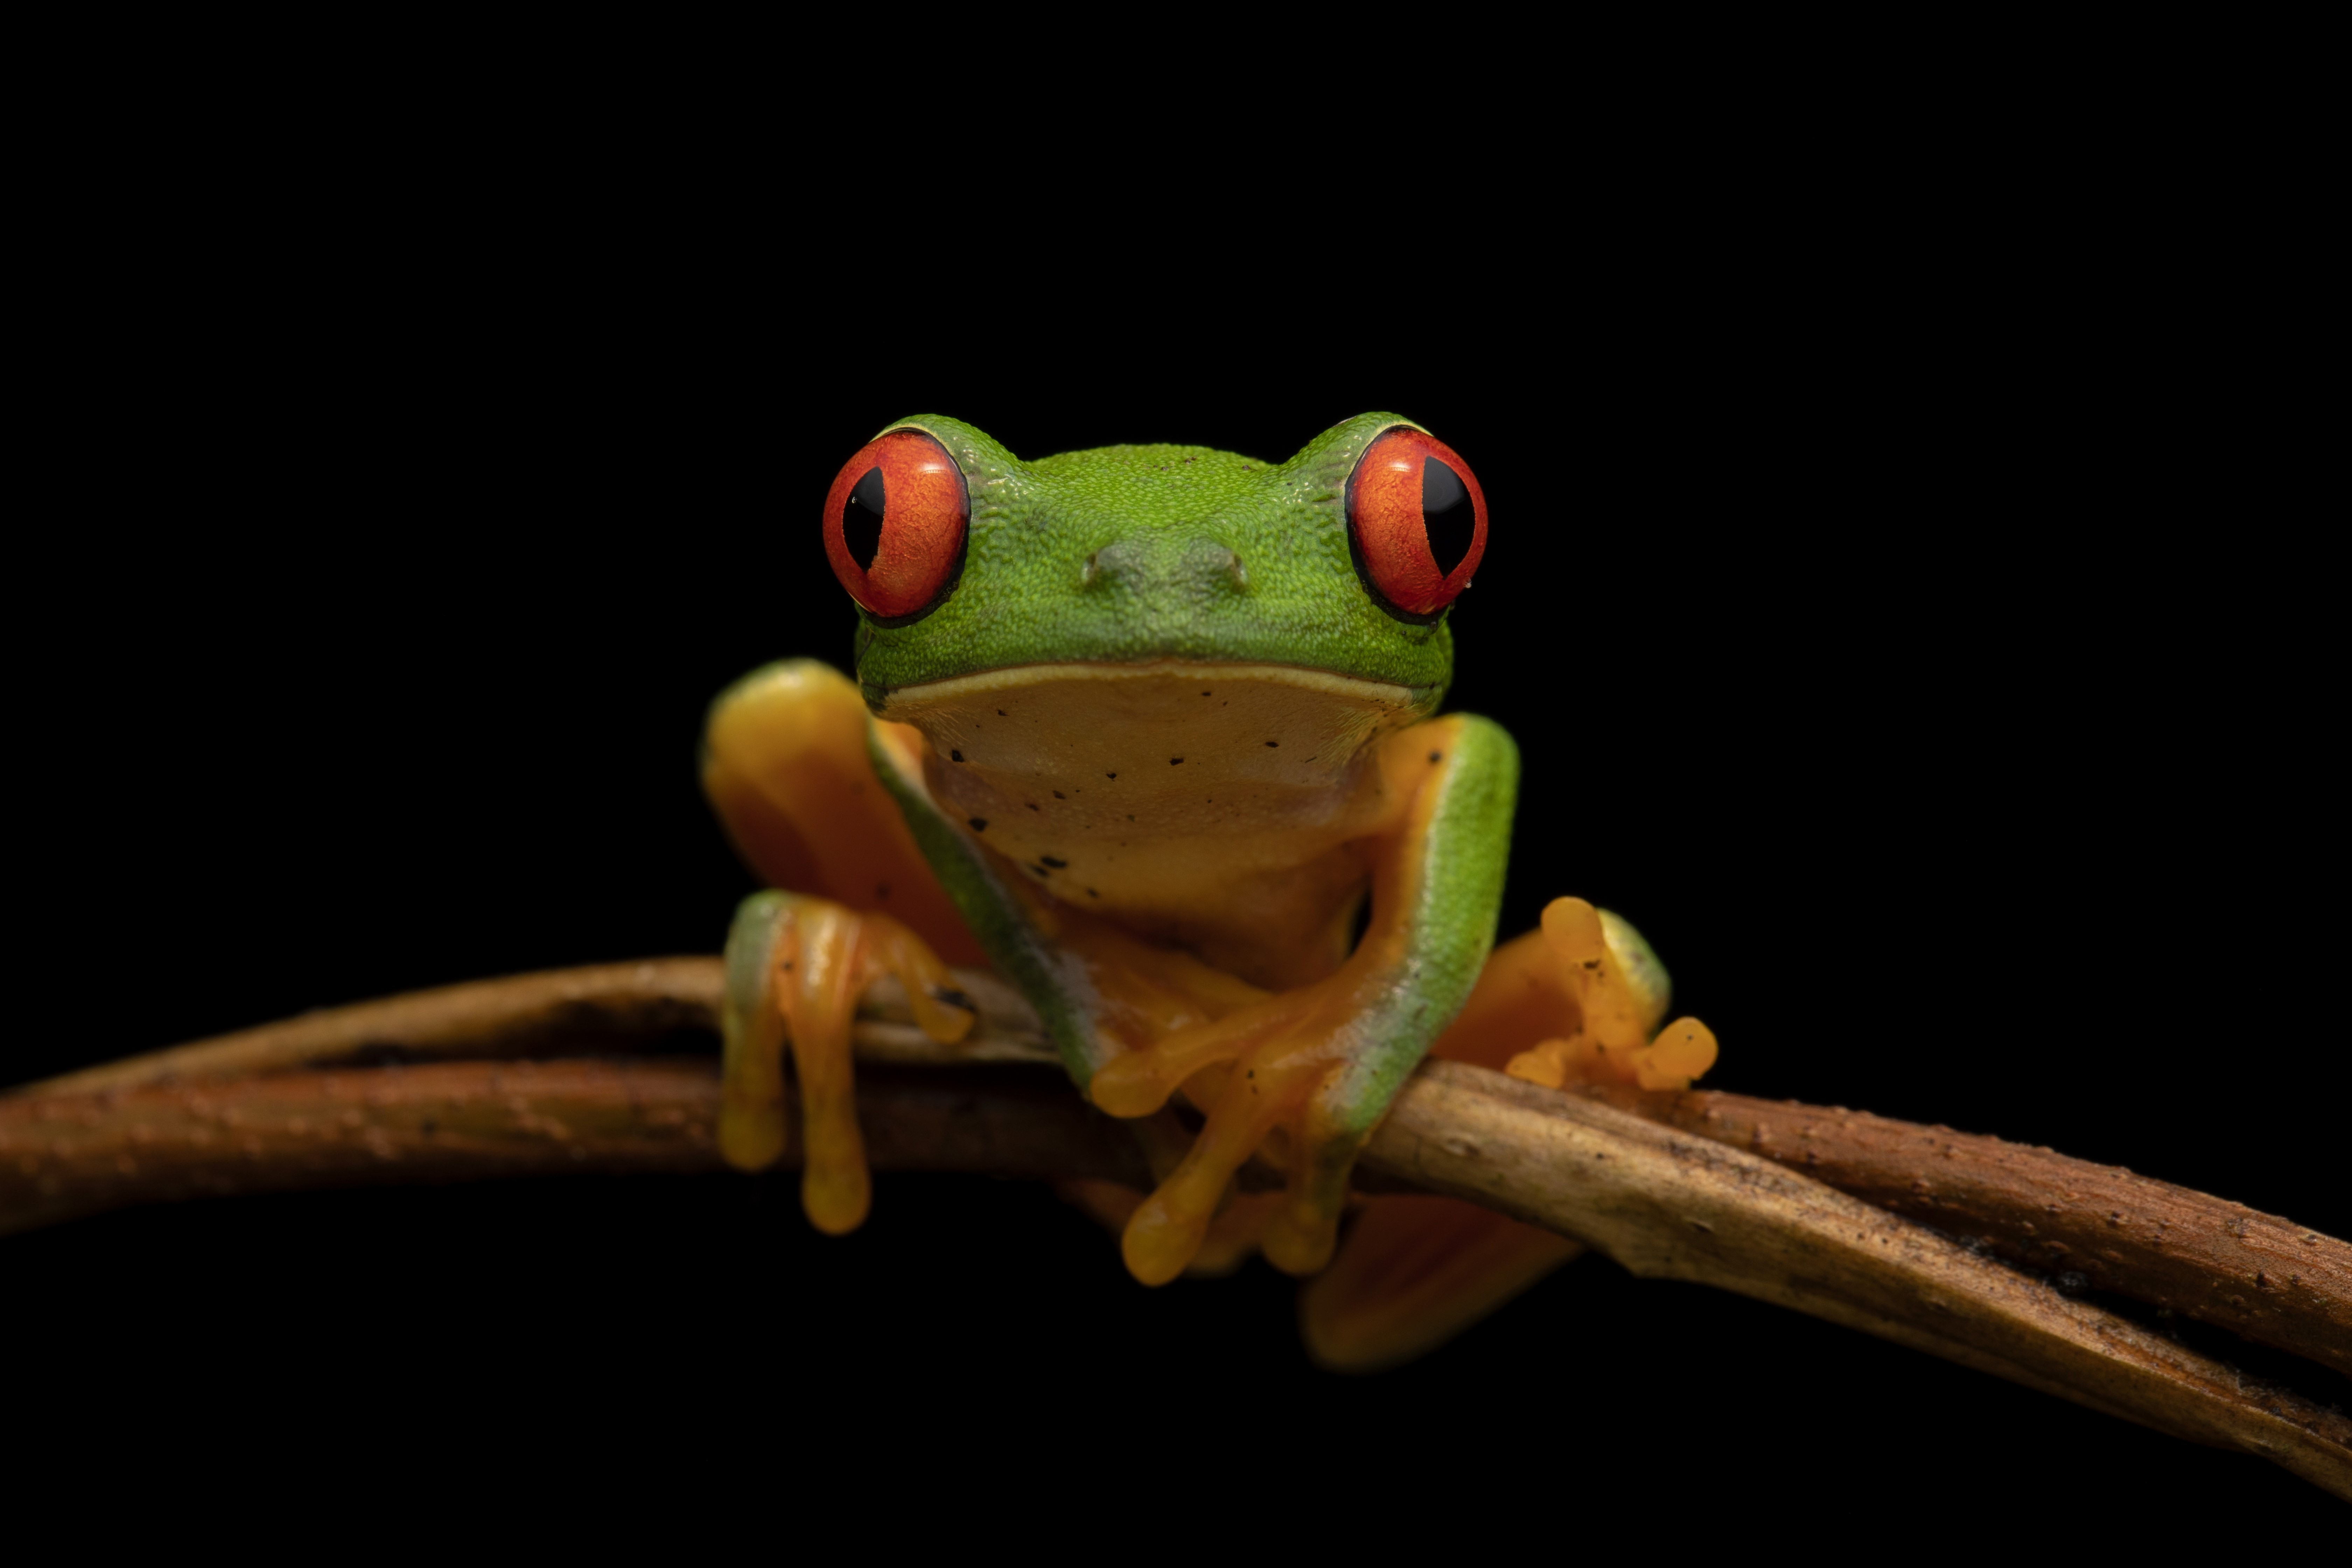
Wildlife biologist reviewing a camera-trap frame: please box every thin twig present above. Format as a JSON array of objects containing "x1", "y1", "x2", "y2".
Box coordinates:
[
  {"x1": 4, "y1": 959, "x2": 2346, "y2": 1498},
  {"x1": 14, "y1": 958, "x2": 738, "y2": 1097},
  {"x1": 12, "y1": 959, "x2": 1050, "y2": 1098}
]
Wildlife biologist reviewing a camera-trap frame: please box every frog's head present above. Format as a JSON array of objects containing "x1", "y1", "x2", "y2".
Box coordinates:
[{"x1": 823, "y1": 413, "x2": 1488, "y2": 724}]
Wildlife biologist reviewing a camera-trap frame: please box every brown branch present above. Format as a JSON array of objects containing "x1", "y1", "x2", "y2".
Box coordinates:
[
  {"x1": 1579, "y1": 1083, "x2": 2352, "y2": 1380},
  {"x1": 1376, "y1": 1066, "x2": 2349, "y2": 1493},
  {"x1": 4, "y1": 959, "x2": 2347, "y2": 1498},
  {"x1": 24, "y1": 957, "x2": 2342, "y2": 1376},
  {"x1": 0, "y1": 1058, "x2": 1144, "y2": 1232}
]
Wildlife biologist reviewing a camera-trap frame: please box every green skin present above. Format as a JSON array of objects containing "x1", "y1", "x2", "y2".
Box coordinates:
[
  {"x1": 730, "y1": 412, "x2": 1519, "y2": 1160},
  {"x1": 849, "y1": 414, "x2": 1455, "y2": 705}
]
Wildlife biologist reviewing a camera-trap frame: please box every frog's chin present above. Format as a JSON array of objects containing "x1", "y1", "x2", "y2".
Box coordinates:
[
  {"x1": 869, "y1": 658, "x2": 1423, "y2": 716},
  {"x1": 873, "y1": 659, "x2": 1431, "y2": 828}
]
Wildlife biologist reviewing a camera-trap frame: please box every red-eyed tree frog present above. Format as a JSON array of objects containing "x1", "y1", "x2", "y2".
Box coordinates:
[{"x1": 701, "y1": 414, "x2": 1716, "y2": 1368}]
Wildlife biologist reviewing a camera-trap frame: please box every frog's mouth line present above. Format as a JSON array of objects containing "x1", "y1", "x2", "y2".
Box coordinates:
[{"x1": 873, "y1": 660, "x2": 1423, "y2": 713}]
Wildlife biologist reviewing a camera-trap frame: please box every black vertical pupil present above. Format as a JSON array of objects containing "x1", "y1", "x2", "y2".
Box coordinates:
[
  {"x1": 1421, "y1": 457, "x2": 1475, "y2": 576},
  {"x1": 843, "y1": 465, "x2": 887, "y2": 571}
]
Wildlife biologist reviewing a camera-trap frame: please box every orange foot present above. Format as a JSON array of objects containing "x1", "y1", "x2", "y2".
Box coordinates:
[
  {"x1": 1055, "y1": 1179, "x2": 1286, "y2": 1279},
  {"x1": 718, "y1": 890, "x2": 973, "y2": 1233},
  {"x1": 1085, "y1": 962, "x2": 1401, "y2": 1286},
  {"x1": 1503, "y1": 897, "x2": 1718, "y2": 1091}
]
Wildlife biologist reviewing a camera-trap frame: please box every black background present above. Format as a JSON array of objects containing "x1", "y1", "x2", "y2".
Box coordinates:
[{"x1": 12, "y1": 138, "x2": 2340, "y2": 1521}]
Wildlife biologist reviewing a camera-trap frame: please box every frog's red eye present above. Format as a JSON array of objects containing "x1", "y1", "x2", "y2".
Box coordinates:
[
  {"x1": 1344, "y1": 426, "x2": 1488, "y2": 621},
  {"x1": 823, "y1": 428, "x2": 970, "y2": 622}
]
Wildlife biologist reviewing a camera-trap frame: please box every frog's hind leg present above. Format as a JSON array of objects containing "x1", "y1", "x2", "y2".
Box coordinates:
[
  {"x1": 718, "y1": 889, "x2": 973, "y2": 1233},
  {"x1": 1301, "y1": 1198, "x2": 1584, "y2": 1373},
  {"x1": 702, "y1": 658, "x2": 983, "y2": 965}
]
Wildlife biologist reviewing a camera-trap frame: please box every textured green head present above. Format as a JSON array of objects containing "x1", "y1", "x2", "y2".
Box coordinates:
[{"x1": 821, "y1": 414, "x2": 1484, "y2": 715}]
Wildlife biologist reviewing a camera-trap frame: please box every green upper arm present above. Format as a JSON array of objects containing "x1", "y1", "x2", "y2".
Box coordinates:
[{"x1": 1324, "y1": 711, "x2": 1518, "y2": 1132}]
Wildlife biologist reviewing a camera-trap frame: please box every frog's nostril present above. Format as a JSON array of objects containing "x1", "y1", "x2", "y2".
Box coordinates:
[
  {"x1": 1084, "y1": 539, "x2": 1148, "y2": 589},
  {"x1": 1177, "y1": 537, "x2": 1248, "y2": 594},
  {"x1": 1080, "y1": 538, "x2": 1247, "y2": 594}
]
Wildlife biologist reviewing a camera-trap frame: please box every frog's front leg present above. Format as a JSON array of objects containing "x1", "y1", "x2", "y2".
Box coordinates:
[
  {"x1": 1086, "y1": 714, "x2": 1518, "y2": 1283},
  {"x1": 1299, "y1": 903, "x2": 1715, "y2": 1370}
]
